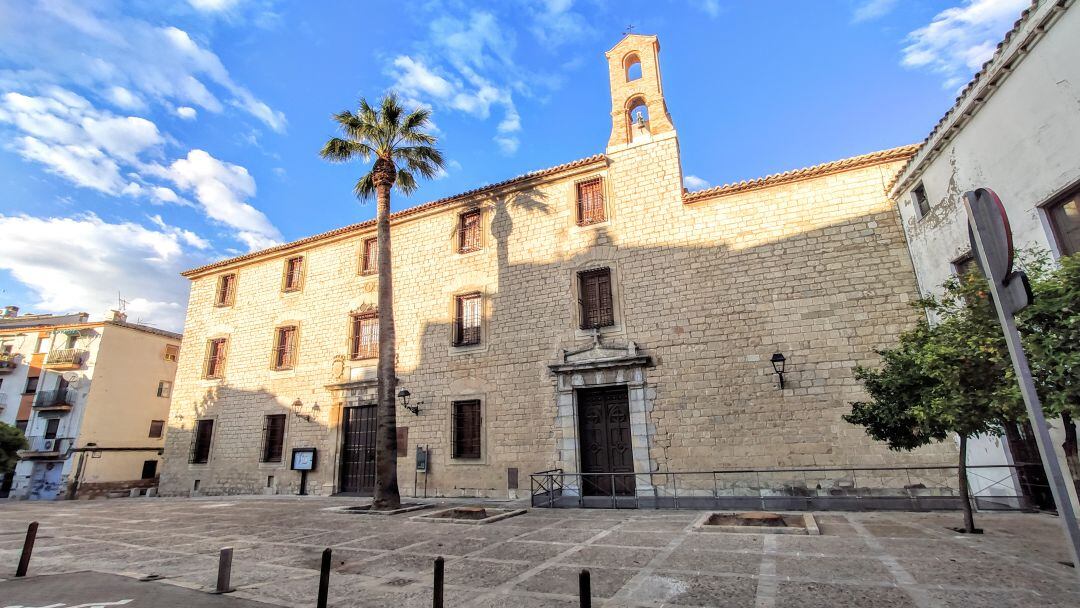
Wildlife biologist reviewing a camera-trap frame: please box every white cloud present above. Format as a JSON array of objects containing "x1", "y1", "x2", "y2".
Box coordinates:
[
  {"x1": 694, "y1": 0, "x2": 723, "y2": 18},
  {"x1": 852, "y1": 0, "x2": 900, "y2": 23},
  {"x1": 528, "y1": 0, "x2": 592, "y2": 47},
  {"x1": 901, "y1": 0, "x2": 1028, "y2": 88},
  {"x1": 684, "y1": 175, "x2": 711, "y2": 190},
  {"x1": 391, "y1": 56, "x2": 457, "y2": 99},
  {"x1": 0, "y1": 1, "x2": 286, "y2": 131},
  {"x1": 163, "y1": 149, "x2": 282, "y2": 251},
  {"x1": 14, "y1": 136, "x2": 125, "y2": 194},
  {"x1": 494, "y1": 135, "x2": 519, "y2": 155},
  {"x1": 175, "y1": 106, "x2": 198, "y2": 120},
  {"x1": 188, "y1": 0, "x2": 244, "y2": 11},
  {"x1": 0, "y1": 213, "x2": 200, "y2": 331}
]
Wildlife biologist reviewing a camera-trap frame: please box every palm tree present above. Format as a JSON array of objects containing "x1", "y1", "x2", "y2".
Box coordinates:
[{"x1": 321, "y1": 93, "x2": 443, "y2": 509}]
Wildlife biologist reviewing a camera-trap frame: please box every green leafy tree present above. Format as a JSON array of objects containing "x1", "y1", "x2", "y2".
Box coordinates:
[
  {"x1": 0, "y1": 422, "x2": 27, "y2": 472},
  {"x1": 320, "y1": 94, "x2": 444, "y2": 510},
  {"x1": 846, "y1": 270, "x2": 1023, "y2": 532}
]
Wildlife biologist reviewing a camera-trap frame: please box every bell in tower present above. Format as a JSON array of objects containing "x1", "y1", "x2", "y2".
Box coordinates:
[{"x1": 605, "y1": 34, "x2": 676, "y2": 152}]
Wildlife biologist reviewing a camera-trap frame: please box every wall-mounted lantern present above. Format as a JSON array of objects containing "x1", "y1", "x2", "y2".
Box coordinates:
[
  {"x1": 770, "y1": 353, "x2": 787, "y2": 390},
  {"x1": 292, "y1": 398, "x2": 320, "y2": 422},
  {"x1": 398, "y1": 389, "x2": 422, "y2": 416}
]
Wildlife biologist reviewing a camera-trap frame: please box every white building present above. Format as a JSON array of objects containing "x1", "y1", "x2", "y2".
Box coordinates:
[{"x1": 890, "y1": 0, "x2": 1080, "y2": 511}]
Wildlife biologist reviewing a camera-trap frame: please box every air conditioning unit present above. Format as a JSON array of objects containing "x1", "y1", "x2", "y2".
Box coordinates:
[{"x1": 43, "y1": 439, "x2": 55, "y2": 451}]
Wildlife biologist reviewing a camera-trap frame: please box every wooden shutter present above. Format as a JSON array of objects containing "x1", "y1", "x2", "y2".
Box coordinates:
[
  {"x1": 206, "y1": 338, "x2": 227, "y2": 378},
  {"x1": 216, "y1": 274, "x2": 236, "y2": 306},
  {"x1": 149, "y1": 420, "x2": 164, "y2": 438},
  {"x1": 283, "y1": 257, "x2": 303, "y2": 291},
  {"x1": 453, "y1": 400, "x2": 481, "y2": 459},
  {"x1": 190, "y1": 419, "x2": 214, "y2": 463},
  {"x1": 361, "y1": 238, "x2": 378, "y2": 274},
  {"x1": 262, "y1": 414, "x2": 286, "y2": 462},
  {"x1": 273, "y1": 326, "x2": 297, "y2": 369},
  {"x1": 459, "y1": 210, "x2": 481, "y2": 253},
  {"x1": 576, "y1": 178, "x2": 605, "y2": 225},
  {"x1": 579, "y1": 268, "x2": 614, "y2": 329}
]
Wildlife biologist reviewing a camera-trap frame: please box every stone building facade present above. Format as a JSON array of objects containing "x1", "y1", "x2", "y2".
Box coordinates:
[{"x1": 160, "y1": 35, "x2": 955, "y2": 499}]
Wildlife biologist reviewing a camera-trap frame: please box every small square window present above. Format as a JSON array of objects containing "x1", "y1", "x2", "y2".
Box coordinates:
[
  {"x1": 272, "y1": 326, "x2": 298, "y2": 370},
  {"x1": 360, "y1": 237, "x2": 378, "y2": 275},
  {"x1": 1046, "y1": 188, "x2": 1080, "y2": 256},
  {"x1": 149, "y1": 420, "x2": 165, "y2": 438},
  {"x1": 282, "y1": 256, "x2": 304, "y2": 292},
  {"x1": 576, "y1": 177, "x2": 606, "y2": 226},
  {"x1": 458, "y1": 210, "x2": 482, "y2": 253},
  {"x1": 215, "y1": 273, "x2": 236, "y2": 307},
  {"x1": 141, "y1": 460, "x2": 158, "y2": 479},
  {"x1": 157, "y1": 380, "x2": 172, "y2": 398},
  {"x1": 164, "y1": 344, "x2": 180, "y2": 362},
  {"x1": 912, "y1": 184, "x2": 931, "y2": 218}
]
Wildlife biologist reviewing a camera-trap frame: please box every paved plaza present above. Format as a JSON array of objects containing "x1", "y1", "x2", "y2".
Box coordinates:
[{"x1": 1, "y1": 497, "x2": 1078, "y2": 607}]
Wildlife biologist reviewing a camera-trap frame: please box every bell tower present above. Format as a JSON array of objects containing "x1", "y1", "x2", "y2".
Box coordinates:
[{"x1": 605, "y1": 34, "x2": 676, "y2": 152}]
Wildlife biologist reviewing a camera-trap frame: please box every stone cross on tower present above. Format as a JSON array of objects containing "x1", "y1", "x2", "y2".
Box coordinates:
[{"x1": 604, "y1": 34, "x2": 676, "y2": 152}]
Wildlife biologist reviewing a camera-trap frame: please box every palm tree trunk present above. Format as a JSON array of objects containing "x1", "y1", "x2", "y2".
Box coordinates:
[
  {"x1": 372, "y1": 175, "x2": 400, "y2": 510},
  {"x1": 959, "y1": 434, "x2": 976, "y2": 533}
]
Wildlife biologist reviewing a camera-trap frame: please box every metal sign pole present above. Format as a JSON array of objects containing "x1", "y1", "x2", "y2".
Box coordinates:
[{"x1": 965, "y1": 188, "x2": 1080, "y2": 572}]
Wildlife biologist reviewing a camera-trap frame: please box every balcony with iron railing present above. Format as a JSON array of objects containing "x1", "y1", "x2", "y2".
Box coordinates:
[
  {"x1": 0, "y1": 352, "x2": 17, "y2": 372},
  {"x1": 33, "y1": 389, "x2": 77, "y2": 413},
  {"x1": 43, "y1": 348, "x2": 87, "y2": 370},
  {"x1": 20, "y1": 436, "x2": 73, "y2": 459}
]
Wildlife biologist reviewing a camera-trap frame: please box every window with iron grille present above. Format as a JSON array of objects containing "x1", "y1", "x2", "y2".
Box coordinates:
[
  {"x1": 458, "y1": 210, "x2": 482, "y2": 253},
  {"x1": 282, "y1": 256, "x2": 304, "y2": 292},
  {"x1": 261, "y1": 414, "x2": 286, "y2": 462},
  {"x1": 360, "y1": 237, "x2": 378, "y2": 275},
  {"x1": 148, "y1": 420, "x2": 164, "y2": 438},
  {"x1": 157, "y1": 380, "x2": 172, "y2": 398},
  {"x1": 272, "y1": 325, "x2": 298, "y2": 370},
  {"x1": 215, "y1": 273, "x2": 236, "y2": 306},
  {"x1": 190, "y1": 419, "x2": 214, "y2": 464},
  {"x1": 1047, "y1": 188, "x2": 1080, "y2": 256},
  {"x1": 349, "y1": 312, "x2": 378, "y2": 360},
  {"x1": 452, "y1": 399, "x2": 481, "y2": 459},
  {"x1": 912, "y1": 184, "x2": 931, "y2": 218},
  {"x1": 164, "y1": 344, "x2": 180, "y2": 361},
  {"x1": 576, "y1": 177, "x2": 606, "y2": 226},
  {"x1": 578, "y1": 267, "x2": 614, "y2": 329},
  {"x1": 453, "y1": 293, "x2": 482, "y2": 346},
  {"x1": 204, "y1": 338, "x2": 228, "y2": 379}
]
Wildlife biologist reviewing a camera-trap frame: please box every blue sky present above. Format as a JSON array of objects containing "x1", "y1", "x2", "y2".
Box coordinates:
[{"x1": 0, "y1": 0, "x2": 1030, "y2": 330}]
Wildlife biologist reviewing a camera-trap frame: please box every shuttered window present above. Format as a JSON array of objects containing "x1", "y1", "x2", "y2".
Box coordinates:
[
  {"x1": 578, "y1": 268, "x2": 615, "y2": 329},
  {"x1": 452, "y1": 400, "x2": 482, "y2": 459},
  {"x1": 261, "y1": 414, "x2": 286, "y2": 463},
  {"x1": 453, "y1": 293, "x2": 482, "y2": 346},
  {"x1": 350, "y1": 312, "x2": 378, "y2": 360},
  {"x1": 272, "y1": 326, "x2": 298, "y2": 370},
  {"x1": 912, "y1": 184, "x2": 931, "y2": 218},
  {"x1": 458, "y1": 210, "x2": 482, "y2": 253},
  {"x1": 204, "y1": 338, "x2": 228, "y2": 379},
  {"x1": 1047, "y1": 190, "x2": 1080, "y2": 256},
  {"x1": 215, "y1": 273, "x2": 236, "y2": 307},
  {"x1": 360, "y1": 237, "x2": 378, "y2": 275},
  {"x1": 190, "y1": 419, "x2": 214, "y2": 464},
  {"x1": 164, "y1": 344, "x2": 180, "y2": 361},
  {"x1": 148, "y1": 420, "x2": 164, "y2": 438},
  {"x1": 576, "y1": 177, "x2": 606, "y2": 225},
  {"x1": 282, "y1": 256, "x2": 304, "y2": 292}
]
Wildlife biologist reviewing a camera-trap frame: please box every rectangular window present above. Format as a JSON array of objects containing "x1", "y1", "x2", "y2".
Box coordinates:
[
  {"x1": 141, "y1": 460, "x2": 158, "y2": 479},
  {"x1": 272, "y1": 325, "x2": 298, "y2": 370},
  {"x1": 164, "y1": 344, "x2": 180, "y2": 361},
  {"x1": 282, "y1": 256, "x2": 304, "y2": 292},
  {"x1": 912, "y1": 183, "x2": 931, "y2": 218},
  {"x1": 1047, "y1": 189, "x2": 1080, "y2": 256},
  {"x1": 215, "y1": 273, "x2": 236, "y2": 307},
  {"x1": 261, "y1": 414, "x2": 286, "y2": 463},
  {"x1": 578, "y1": 267, "x2": 615, "y2": 329},
  {"x1": 576, "y1": 177, "x2": 606, "y2": 226},
  {"x1": 360, "y1": 237, "x2": 378, "y2": 275},
  {"x1": 452, "y1": 399, "x2": 481, "y2": 459},
  {"x1": 204, "y1": 338, "x2": 228, "y2": 379},
  {"x1": 149, "y1": 420, "x2": 165, "y2": 438},
  {"x1": 44, "y1": 417, "x2": 60, "y2": 439},
  {"x1": 15, "y1": 420, "x2": 27, "y2": 433},
  {"x1": 349, "y1": 312, "x2": 378, "y2": 360},
  {"x1": 952, "y1": 252, "x2": 979, "y2": 278},
  {"x1": 24, "y1": 375, "x2": 39, "y2": 394},
  {"x1": 453, "y1": 293, "x2": 482, "y2": 346},
  {"x1": 190, "y1": 419, "x2": 214, "y2": 464},
  {"x1": 458, "y1": 210, "x2": 482, "y2": 253},
  {"x1": 157, "y1": 380, "x2": 172, "y2": 398}
]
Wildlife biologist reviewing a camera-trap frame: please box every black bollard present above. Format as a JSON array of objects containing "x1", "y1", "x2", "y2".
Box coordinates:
[
  {"x1": 317, "y1": 548, "x2": 331, "y2": 608},
  {"x1": 16, "y1": 521, "x2": 38, "y2": 577},
  {"x1": 579, "y1": 568, "x2": 592, "y2": 608},
  {"x1": 433, "y1": 556, "x2": 444, "y2": 608},
  {"x1": 215, "y1": 547, "x2": 234, "y2": 594}
]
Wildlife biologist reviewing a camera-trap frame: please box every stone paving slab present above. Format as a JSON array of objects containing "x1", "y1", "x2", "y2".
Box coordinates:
[{"x1": 0, "y1": 496, "x2": 1077, "y2": 607}]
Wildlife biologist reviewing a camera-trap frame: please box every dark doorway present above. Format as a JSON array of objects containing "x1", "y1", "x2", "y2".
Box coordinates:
[
  {"x1": 578, "y1": 386, "x2": 635, "y2": 497},
  {"x1": 339, "y1": 405, "x2": 377, "y2": 495}
]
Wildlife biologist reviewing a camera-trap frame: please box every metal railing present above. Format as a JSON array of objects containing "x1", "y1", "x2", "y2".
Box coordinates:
[
  {"x1": 530, "y1": 465, "x2": 1036, "y2": 511},
  {"x1": 45, "y1": 348, "x2": 86, "y2": 367},
  {"x1": 0, "y1": 352, "x2": 17, "y2": 370},
  {"x1": 23, "y1": 436, "x2": 73, "y2": 455},
  {"x1": 33, "y1": 389, "x2": 76, "y2": 409}
]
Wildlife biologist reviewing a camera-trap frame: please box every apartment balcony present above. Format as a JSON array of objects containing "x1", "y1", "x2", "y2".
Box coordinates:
[
  {"x1": 33, "y1": 389, "x2": 76, "y2": 413},
  {"x1": 43, "y1": 348, "x2": 87, "y2": 370},
  {"x1": 19, "y1": 436, "x2": 73, "y2": 460},
  {"x1": 0, "y1": 353, "x2": 16, "y2": 373}
]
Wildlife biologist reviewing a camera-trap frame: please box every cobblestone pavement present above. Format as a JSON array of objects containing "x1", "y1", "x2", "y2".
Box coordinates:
[{"x1": 1, "y1": 497, "x2": 1078, "y2": 607}]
